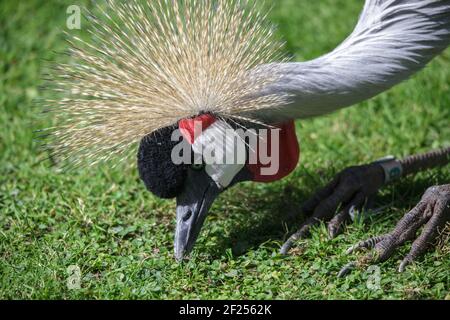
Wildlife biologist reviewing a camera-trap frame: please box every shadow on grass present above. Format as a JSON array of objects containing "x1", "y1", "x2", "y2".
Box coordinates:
[
  {"x1": 203, "y1": 170, "x2": 449, "y2": 259},
  {"x1": 201, "y1": 181, "x2": 309, "y2": 259}
]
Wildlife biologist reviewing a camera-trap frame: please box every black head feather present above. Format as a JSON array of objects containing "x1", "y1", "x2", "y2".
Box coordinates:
[{"x1": 137, "y1": 125, "x2": 188, "y2": 199}]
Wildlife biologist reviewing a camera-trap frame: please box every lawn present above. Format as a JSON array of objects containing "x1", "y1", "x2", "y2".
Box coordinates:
[{"x1": 0, "y1": 0, "x2": 449, "y2": 300}]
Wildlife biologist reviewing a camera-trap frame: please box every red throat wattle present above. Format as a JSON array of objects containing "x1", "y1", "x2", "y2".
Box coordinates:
[
  {"x1": 179, "y1": 115, "x2": 300, "y2": 183},
  {"x1": 247, "y1": 121, "x2": 300, "y2": 183}
]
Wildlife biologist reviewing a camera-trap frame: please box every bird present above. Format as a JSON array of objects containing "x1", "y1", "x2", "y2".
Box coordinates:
[{"x1": 41, "y1": 0, "x2": 450, "y2": 274}]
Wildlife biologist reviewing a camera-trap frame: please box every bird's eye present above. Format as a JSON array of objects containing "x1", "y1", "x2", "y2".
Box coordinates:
[{"x1": 191, "y1": 163, "x2": 205, "y2": 171}]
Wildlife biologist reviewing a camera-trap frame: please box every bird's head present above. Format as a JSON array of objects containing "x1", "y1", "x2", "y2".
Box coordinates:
[{"x1": 137, "y1": 113, "x2": 299, "y2": 261}]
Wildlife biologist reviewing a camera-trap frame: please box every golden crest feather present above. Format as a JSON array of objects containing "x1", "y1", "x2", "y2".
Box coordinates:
[{"x1": 41, "y1": 0, "x2": 289, "y2": 167}]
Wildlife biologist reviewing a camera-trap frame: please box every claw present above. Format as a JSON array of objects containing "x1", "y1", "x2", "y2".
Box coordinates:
[
  {"x1": 343, "y1": 185, "x2": 449, "y2": 275},
  {"x1": 328, "y1": 225, "x2": 341, "y2": 239},
  {"x1": 281, "y1": 219, "x2": 317, "y2": 255},
  {"x1": 280, "y1": 226, "x2": 309, "y2": 255},
  {"x1": 328, "y1": 211, "x2": 350, "y2": 239},
  {"x1": 338, "y1": 262, "x2": 356, "y2": 278},
  {"x1": 398, "y1": 258, "x2": 412, "y2": 273},
  {"x1": 346, "y1": 245, "x2": 358, "y2": 255},
  {"x1": 280, "y1": 238, "x2": 295, "y2": 255}
]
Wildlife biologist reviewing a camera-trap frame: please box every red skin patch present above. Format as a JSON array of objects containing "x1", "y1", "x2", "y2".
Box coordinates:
[
  {"x1": 179, "y1": 114, "x2": 217, "y2": 144},
  {"x1": 247, "y1": 121, "x2": 300, "y2": 183}
]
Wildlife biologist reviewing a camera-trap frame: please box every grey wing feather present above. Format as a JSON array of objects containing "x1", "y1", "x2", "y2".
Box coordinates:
[{"x1": 250, "y1": 0, "x2": 450, "y2": 122}]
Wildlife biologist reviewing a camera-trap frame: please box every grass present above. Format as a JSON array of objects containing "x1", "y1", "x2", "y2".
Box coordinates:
[{"x1": 1, "y1": 0, "x2": 449, "y2": 300}]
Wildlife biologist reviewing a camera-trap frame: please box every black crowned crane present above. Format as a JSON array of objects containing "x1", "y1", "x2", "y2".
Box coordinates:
[{"x1": 42, "y1": 0, "x2": 450, "y2": 275}]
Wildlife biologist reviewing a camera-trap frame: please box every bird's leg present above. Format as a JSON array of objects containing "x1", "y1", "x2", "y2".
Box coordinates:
[
  {"x1": 281, "y1": 148, "x2": 450, "y2": 260},
  {"x1": 341, "y1": 185, "x2": 449, "y2": 275},
  {"x1": 281, "y1": 163, "x2": 386, "y2": 254}
]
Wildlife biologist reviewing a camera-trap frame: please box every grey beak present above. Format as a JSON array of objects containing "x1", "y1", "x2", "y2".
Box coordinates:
[{"x1": 175, "y1": 170, "x2": 221, "y2": 261}]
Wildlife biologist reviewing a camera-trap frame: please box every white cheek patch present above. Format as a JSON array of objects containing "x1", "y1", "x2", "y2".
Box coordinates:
[
  {"x1": 191, "y1": 120, "x2": 245, "y2": 189},
  {"x1": 205, "y1": 163, "x2": 244, "y2": 189}
]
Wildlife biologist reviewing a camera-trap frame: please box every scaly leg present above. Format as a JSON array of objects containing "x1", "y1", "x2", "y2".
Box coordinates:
[
  {"x1": 339, "y1": 185, "x2": 449, "y2": 276},
  {"x1": 281, "y1": 148, "x2": 450, "y2": 274},
  {"x1": 280, "y1": 162, "x2": 386, "y2": 254}
]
